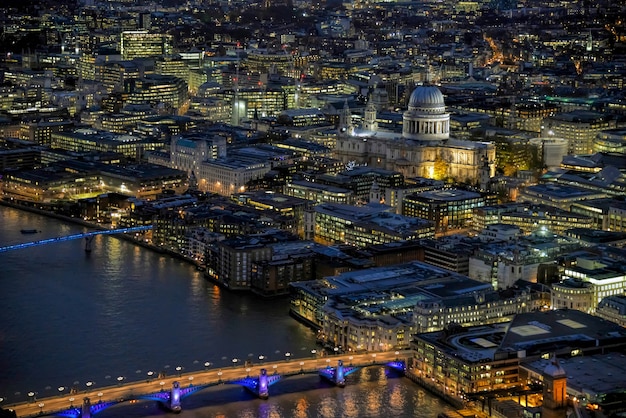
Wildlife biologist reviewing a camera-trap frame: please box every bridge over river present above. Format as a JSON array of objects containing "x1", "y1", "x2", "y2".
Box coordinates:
[
  {"x1": 0, "y1": 226, "x2": 153, "y2": 253},
  {"x1": 7, "y1": 350, "x2": 413, "y2": 417}
]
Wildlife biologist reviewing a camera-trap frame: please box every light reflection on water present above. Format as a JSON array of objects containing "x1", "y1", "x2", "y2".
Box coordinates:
[
  {"x1": 93, "y1": 371, "x2": 450, "y2": 418},
  {"x1": 0, "y1": 206, "x2": 450, "y2": 417}
]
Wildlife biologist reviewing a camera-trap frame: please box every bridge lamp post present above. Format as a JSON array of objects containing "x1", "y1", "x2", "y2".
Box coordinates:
[
  {"x1": 349, "y1": 356, "x2": 353, "y2": 366},
  {"x1": 299, "y1": 361, "x2": 305, "y2": 373},
  {"x1": 285, "y1": 352, "x2": 291, "y2": 362},
  {"x1": 38, "y1": 402, "x2": 44, "y2": 414},
  {"x1": 204, "y1": 362, "x2": 211, "y2": 370},
  {"x1": 57, "y1": 387, "x2": 65, "y2": 397},
  {"x1": 258, "y1": 355, "x2": 265, "y2": 364},
  {"x1": 232, "y1": 358, "x2": 238, "y2": 368},
  {"x1": 333, "y1": 347, "x2": 339, "y2": 355},
  {"x1": 69, "y1": 397, "x2": 75, "y2": 408},
  {"x1": 188, "y1": 376, "x2": 194, "y2": 385},
  {"x1": 159, "y1": 381, "x2": 165, "y2": 391},
  {"x1": 311, "y1": 349, "x2": 317, "y2": 358},
  {"x1": 217, "y1": 371, "x2": 223, "y2": 383},
  {"x1": 372, "y1": 353, "x2": 377, "y2": 364},
  {"x1": 176, "y1": 366, "x2": 183, "y2": 377},
  {"x1": 395, "y1": 351, "x2": 400, "y2": 360},
  {"x1": 117, "y1": 376, "x2": 124, "y2": 386},
  {"x1": 246, "y1": 368, "x2": 251, "y2": 377},
  {"x1": 147, "y1": 371, "x2": 154, "y2": 382},
  {"x1": 27, "y1": 392, "x2": 35, "y2": 403},
  {"x1": 97, "y1": 392, "x2": 103, "y2": 403},
  {"x1": 86, "y1": 381, "x2": 94, "y2": 392}
]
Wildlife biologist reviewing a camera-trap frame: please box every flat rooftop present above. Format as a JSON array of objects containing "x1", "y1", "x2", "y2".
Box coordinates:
[
  {"x1": 411, "y1": 188, "x2": 482, "y2": 202},
  {"x1": 500, "y1": 309, "x2": 626, "y2": 355},
  {"x1": 524, "y1": 353, "x2": 626, "y2": 398}
]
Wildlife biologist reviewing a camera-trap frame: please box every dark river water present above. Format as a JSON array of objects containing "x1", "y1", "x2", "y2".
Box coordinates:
[{"x1": 0, "y1": 205, "x2": 451, "y2": 417}]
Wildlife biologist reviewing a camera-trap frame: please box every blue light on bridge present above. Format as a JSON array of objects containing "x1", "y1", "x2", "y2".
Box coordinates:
[{"x1": 0, "y1": 226, "x2": 153, "y2": 253}]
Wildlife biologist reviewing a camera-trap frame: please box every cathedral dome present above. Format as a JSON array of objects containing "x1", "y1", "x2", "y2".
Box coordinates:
[{"x1": 408, "y1": 85, "x2": 445, "y2": 111}]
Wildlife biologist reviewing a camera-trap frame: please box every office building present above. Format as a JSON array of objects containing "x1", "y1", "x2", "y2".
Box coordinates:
[
  {"x1": 311, "y1": 201, "x2": 434, "y2": 247},
  {"x1": 411, "y1": 310, "x2": 626, "y2": 398},
  {"x1": 541, "y1": 111, "x2": 616, "y2": 156},
  {"x1": 120, "y1": 31, "x2": 173, "y2": 60},
  {"x1": 402, "y1": 189, "x2": 495, "y2": 233}
]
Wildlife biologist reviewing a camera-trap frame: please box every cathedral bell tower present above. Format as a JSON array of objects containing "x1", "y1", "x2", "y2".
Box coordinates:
[
  {"x1": 339, "y1": 99, "x2": 353, "y2": 135},
  {"x1": 363, "y1": 96, "x2": 378, "y2": 132}
]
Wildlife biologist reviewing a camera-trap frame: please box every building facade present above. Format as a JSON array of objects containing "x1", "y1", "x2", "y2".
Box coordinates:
[{"x1": 335, "y1": 85, "x2": 496, "y2": 185}]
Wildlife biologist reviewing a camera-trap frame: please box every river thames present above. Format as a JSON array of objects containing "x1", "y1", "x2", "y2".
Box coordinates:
[{"x1": 0, "y1": 205, "x2": 452, "y2": 417}]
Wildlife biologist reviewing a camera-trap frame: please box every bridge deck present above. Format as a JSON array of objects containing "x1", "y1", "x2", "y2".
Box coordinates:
[
  {"x1": 7, "y1": 350, "x2": 413, "y2": 417},
  {"x1": 0, "y1": 226, "x2": 152, "y2": 253}
]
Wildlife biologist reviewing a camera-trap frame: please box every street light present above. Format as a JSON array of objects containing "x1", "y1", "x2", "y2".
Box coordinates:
[
  {"x1": 97, "y1": 392, "x2": 103, "y2": 403},
  {"x1": 147, "y1": 371, "x2": 154, "y2": 382},
  {"x1": 57, "y1": 387, "x2": 65, "y2": 396},
  {"x1": 217, "y1": 371, "x2": 223, "y2": 383},
  {"x1": 85, "y1": 381, "x2": 93, "y2": 391},
  {"x1": 117, "y1": 376, "x2": 124, "y2": 386},
  {"x1": 204, "y1": 362, "x2": 211, "y2": 370},
  {"x1": 246, "y1": 368, "x2": 251, "y2": 377},
  {"x1": 333, "y1": 347, "x2": 339, "y2": 355},
  {"x1": 299, "y1": 361, "x2": 305, "y2": 373},
  {"x1": 311, "y1": 349, "x2": 317, "y2": 358},
  {"x1": 258, "y1": 355, "x2": 265, "y2": 363},
  {"x1": 159, "y1": 382, "x2": 165, "y2": 391},
  {"x1": 285, "y1": 352, "x2": 291, "y2": 361},
  {"x1": 69, "y1": 397, "x2": 75, "y2": 407},
  {"x1": 232, "y1": 358, "x2": 238, "y2": 367},
  {"x1": 38, "y1": 402, "x2": 44, "y2": 414},
  {"x1": 176, "y1": 366, "x2": 182, "y2": 377},
  {"x1": 28, "y1": 392, "x2": 35, "y2": 403}
]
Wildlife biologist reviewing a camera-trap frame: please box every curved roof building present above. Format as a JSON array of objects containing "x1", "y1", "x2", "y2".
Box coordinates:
[{"x1": 402, "y1": 85, "x2": 450, "y2": 141}]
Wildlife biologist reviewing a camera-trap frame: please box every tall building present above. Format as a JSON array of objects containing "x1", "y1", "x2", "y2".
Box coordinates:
[
  {"x1": 336, "y1": 85, "x2": 495, "y2": 186},
  {"x1": 120, "y1": 31, "x2": 173, "y2": 60}
]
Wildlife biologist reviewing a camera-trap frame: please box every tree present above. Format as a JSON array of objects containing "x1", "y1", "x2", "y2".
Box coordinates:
[{"x1": 433, "y1": 155, "x2": 449, "y2": 181}]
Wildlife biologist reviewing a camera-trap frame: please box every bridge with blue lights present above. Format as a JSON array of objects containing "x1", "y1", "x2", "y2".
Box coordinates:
[
  {"x1": 8, "y1": 351, "x2": 411, "y2": 417},
  {"x1": 0, "y1": 226, "x2": 153, "y2": 253}
]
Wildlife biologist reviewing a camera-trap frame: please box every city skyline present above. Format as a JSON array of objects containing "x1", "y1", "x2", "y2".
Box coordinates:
[{"x1": 1, "y1": 0, "x2": 626, "y2": 416}]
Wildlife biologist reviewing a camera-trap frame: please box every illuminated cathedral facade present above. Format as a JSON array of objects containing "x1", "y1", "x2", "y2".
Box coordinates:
[{"x1": 335, "y1": 85, "x2": 496, "y2": 186}]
